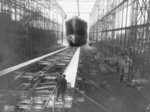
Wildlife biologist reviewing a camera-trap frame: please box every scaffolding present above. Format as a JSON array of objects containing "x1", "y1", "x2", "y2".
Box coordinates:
[
  {"x1": 0, "y1": 0, "x2": 66, "y2": 41},
  {"x1": 89, "y1": 0, "x2": 150, "y2": 80},
  {"x1": 0, "y1": 0, "x2": 67, "y2": 69}
]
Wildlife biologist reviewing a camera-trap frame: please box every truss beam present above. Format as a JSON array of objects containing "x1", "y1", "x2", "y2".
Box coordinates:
[{"x1": 89, "y1": 0, "x2": 150, "y2": 80}]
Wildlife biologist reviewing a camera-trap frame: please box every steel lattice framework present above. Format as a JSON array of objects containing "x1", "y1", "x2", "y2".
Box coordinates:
[
  {"x1": 0, "y1": 0, "x2": 67, "y2": 66},
  {"x1": 0, "y1": 0, "x2": 66, "y2": 43},
  {"x1": 89, "y1": 0, "x2": 150, "y2": 80}
]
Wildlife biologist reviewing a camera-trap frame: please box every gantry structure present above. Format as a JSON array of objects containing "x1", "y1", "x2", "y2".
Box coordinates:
[
  {"x1": 89, "y1": 0, "x2": 150, "y2": 80},
  {"x1": 0, "y1": 0, "x2": 66, "y2": 44},
  {"x1": 0, "y1": 0, "x2": 67, "y2": 65},
  {"x1": 1, "y1": 0, "x2": 150, "y2": 80},
  {"x1": 0, "y1": 0, "x2": 66, "y2": 29}
]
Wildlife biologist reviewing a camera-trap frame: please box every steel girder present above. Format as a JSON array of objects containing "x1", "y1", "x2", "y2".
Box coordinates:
[
  {"x1": 0, "y1": 0, "x2": 65, "y2": 30},
  {"x1": 0, "y1": 0, "x2": 66, "y2": 45},
  {"x1": 89, "y1": 0, "x2": 150, "y2": 79}
]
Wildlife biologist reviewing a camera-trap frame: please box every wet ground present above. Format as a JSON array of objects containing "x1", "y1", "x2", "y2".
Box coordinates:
[{"x1": 71, "y1": 45, "x2": 150, "y2": 112}]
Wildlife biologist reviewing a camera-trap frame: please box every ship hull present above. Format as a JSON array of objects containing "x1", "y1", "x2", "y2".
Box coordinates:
[{"x1": 65, "y1": 17, "x2": 87, "y2": 46}]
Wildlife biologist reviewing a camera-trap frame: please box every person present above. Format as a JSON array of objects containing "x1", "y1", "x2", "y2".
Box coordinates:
[
  {"x1": 56, "y1": 75, "x2": 67, "y2": 102},
  {"x1": 116, "y1": 58, "x2": 120, "y2": 74},
  {"x1": 120, "y1": 68, "x2": 124, "y2": 82},
  {"x1": 121, "y1": 68, "x2": 124, "y2": 74}
]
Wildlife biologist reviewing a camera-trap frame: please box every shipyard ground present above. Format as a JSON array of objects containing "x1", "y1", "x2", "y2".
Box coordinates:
[
  {"x1": 71, "y1": 45, "x2": 150, "y2": 112},
  {"x1": 0, "y1": 45, "x2": 150, "y2": 112}
]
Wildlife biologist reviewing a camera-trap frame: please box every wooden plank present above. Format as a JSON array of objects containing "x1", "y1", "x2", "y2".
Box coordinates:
[{"x1": 0, "y1": 47, "x2": 68, "y2": 76}]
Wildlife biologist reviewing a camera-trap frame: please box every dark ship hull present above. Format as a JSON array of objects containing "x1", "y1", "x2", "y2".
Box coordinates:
[{"x1": 65, "y1": 16, "x2": 87, "y2": 46}]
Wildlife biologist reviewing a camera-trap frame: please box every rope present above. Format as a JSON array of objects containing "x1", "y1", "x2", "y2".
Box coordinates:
[{"x1": 75, "y1": 88, "x2": 111, "y2": 112}]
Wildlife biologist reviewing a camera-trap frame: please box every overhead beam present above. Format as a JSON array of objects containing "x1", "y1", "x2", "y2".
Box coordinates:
[
  {"x1": 94, "y1": 23, "x2": 150, "y2": 32},
  {"x1": 96, "y1": 0, "x2": 128, "y2": 24},
  {"x1": 61, "y1": 7, "x2": 95, "y2": 9},
  {"x1": 31, "y1": 0, "x2": 67, "y2": 19},
  {"x1": 66, "y1": 12, "x2": 90, "y2": 14},
  {"x1": 52, "y1": 0, "x2": 67, "y2": 18},
  {"x1": 76, "y1": 0, "x2": 80, "y2": 16},
  {"x1": 90, "y1": 0, "x2": 99, "y2": 16},
  {"x1": 57, "y1": 0, "x2": 96, "y2": 2}
]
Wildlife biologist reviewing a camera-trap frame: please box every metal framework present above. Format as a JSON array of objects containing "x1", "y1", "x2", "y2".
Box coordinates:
[
  {"x1": 0, "y1": 0, "x2": 66, "y2": 44},
  {"x1": 0, "y1": 0, "x2": 67, "y2": 66},
  {"x1": 89, "y1": 0, "x2": 150, "y2": 80}
]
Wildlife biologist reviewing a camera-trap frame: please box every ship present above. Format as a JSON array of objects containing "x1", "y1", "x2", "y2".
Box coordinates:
[{"x1": 65, "y1": 16, "x2": 87, "y2": 46}]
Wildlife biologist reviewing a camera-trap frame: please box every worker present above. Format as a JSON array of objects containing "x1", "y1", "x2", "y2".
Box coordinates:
[
  {"x1": 116, "y1": 58, "x2": 120, "y2": 74},
  {"x1": 56, "y1": 75, "x2": 67, "y2": 102},
  {"x1": 120, "y1": 68, "x2": 124, "y2": 82}
]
